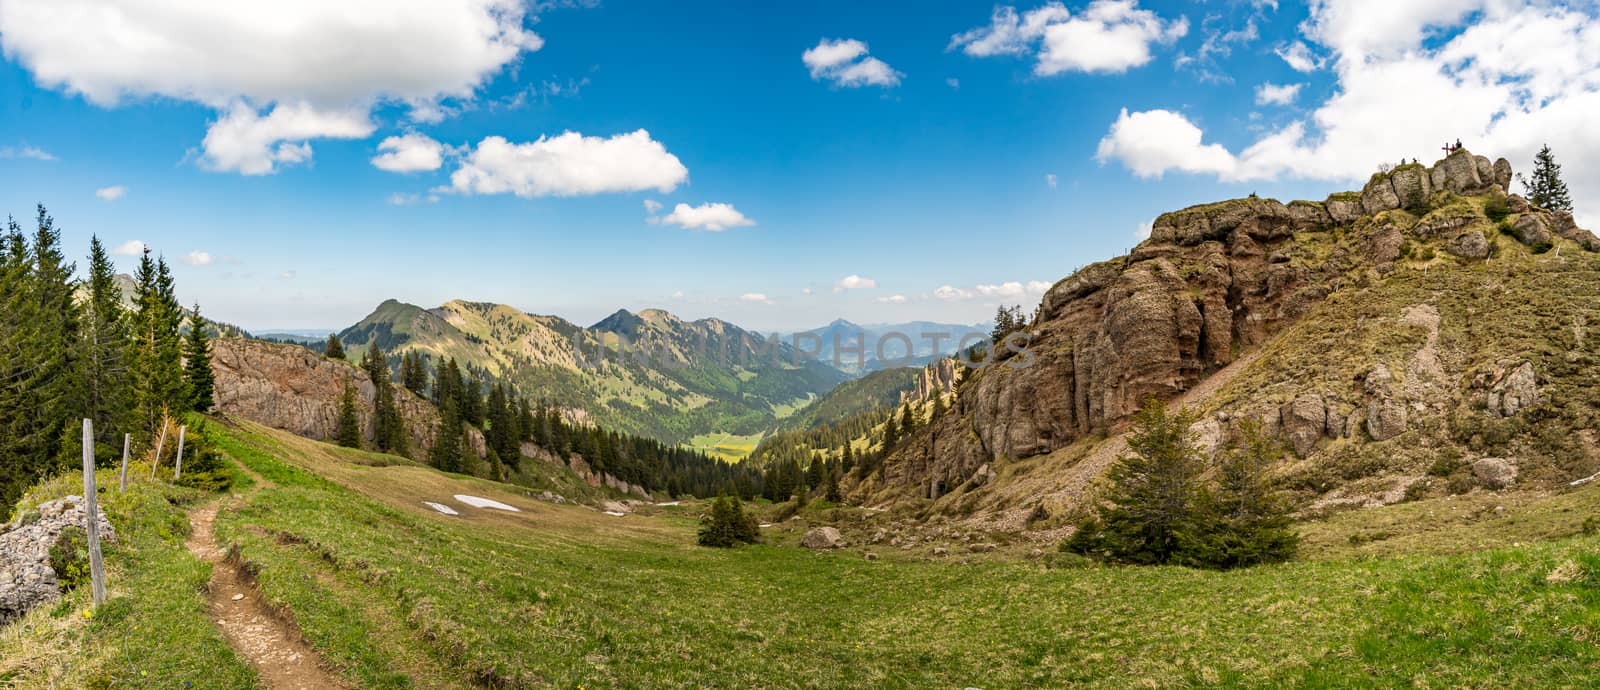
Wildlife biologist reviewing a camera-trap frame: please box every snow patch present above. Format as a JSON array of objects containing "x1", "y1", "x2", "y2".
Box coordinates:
[
  {"x1": 453, "y1": 494, "x2": 521, "y2": 512},
  {"x1": 423, "y1": 501, "x2": 460, "y2": 516},
  {"x1": 603, "y1": 511, "x2": 626, "y2": 517}
]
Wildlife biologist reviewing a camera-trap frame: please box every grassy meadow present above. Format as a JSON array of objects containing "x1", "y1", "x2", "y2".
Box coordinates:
[{"x1": 6, "y1": 417, "x2": 1600, "y2": 688}]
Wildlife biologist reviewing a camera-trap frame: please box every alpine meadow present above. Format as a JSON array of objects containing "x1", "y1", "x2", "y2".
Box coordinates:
[{"x1": 7, "y1": 2, "x2": 1600, "y2": 688}]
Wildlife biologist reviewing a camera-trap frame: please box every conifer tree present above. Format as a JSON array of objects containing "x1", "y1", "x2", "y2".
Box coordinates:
[
  {"x1": 824, "y1": 467, "x2": 842, "y2": 503},
  {"x1": 1520, "y1": 144, "x2": 1573, "y2": 212},
  {"x1": 697, "y1": 495, "x2": 759, "y2": 547},
  {"x1": 1065, "y1": 398, "x2": 1204, "y2": 565},
  {"x1": 79, "y1": 237, "x2": 132, "y2": 450},
  {"x1": 806, "y1": 454, "x2": 825, "y2": 490},
  {"x1": 898, "y1": 402, "x2": 914, "y2": 438},
  {"x1": 25, "y1": 206, "x2": 81, "y2": 471},
  {"x1": 336, "y1": 376, "x2": 363, "y2": 449},
  {"x1": 0, "y1": 221, "x2": 37, "y2": 504},
  {"x1": 1179, "y1": 420, "x2": 1299, "y2": 569},
  {"x1": 401, "y1": 351, "x2": 428, "y2": 395},
  {"x1": 362, "y1": 345, "x2": 406, "y2": 453},
  {"x1": 430, "y1": 400, "x2": 465, "y2": 473},
  {"x1": 182, "y1": 304, "x2": 215, "y2": 412},
  {"x1": 324, "y1": 334, "x2": 345, "y2": 359}
]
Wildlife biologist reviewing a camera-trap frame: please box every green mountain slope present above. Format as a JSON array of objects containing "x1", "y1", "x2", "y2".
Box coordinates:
[{"x1": 337, "y1": 300, "x2": 847, "y2": 443}]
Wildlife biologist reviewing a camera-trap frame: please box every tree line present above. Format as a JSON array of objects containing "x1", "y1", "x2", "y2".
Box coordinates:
[
  {"x1": 328, "y1": 342, "x2": 766, "y2": 500},
  {"x1": 1, "y1": 205, "x2": 217, "y2": 507}
]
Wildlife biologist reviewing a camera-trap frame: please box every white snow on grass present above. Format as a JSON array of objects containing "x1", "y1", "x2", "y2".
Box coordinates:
[
  {"x1": 655, "y1": 501, "x2": 681, "y2": 506},
  {"x1": 603, "y1": 511, "x2": 626, "y2": 517},
  {"x1": 453, "y1": 494, "x2": 521, "y2": 512},
  {"x1": 423, "y1": 501, "x2": 460, "y2": 516}
]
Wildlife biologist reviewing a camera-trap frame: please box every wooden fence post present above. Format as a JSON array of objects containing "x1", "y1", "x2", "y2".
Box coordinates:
[
  {"x1": 174, "y1": 426, "x2": 187, "y2": 481},
  {"x1": 81, "y1": 419, "x2": 106, "y2": 608},
  {"x1": 150, "y1": 420, "x2": 168, "y2": 479},
  {"x1": 118, "y1": 433, "x2": 131, "y2": 493}
]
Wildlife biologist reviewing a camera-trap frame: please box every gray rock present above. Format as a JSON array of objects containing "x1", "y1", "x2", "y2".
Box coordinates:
[
  {"x1": 1511, "y1": 214, "x2": 1553, "y2": 246},
  {"x1": 1279, "y1": 393, "x2": 1327, "y2": 458},
  {"x1": 1446, "y1": 231, "x2": 1490, "y2": 260},
  {"x1": 800, "y1": 526, "x2": 845, "y2": 549},
  {"x1": 1487, "y1": 362, "x2": 1539, "y2": 417},
  {"x1": 1493, "y1": 158, "x2": 1513, "y2": 192},
  {"x1": 2, "y1": 496, "x2": 117, "y2": 625},
  {"x1": 1473, "y1": 458, "x2": 1518, "y2": 490},
  {"x1": 1361, "y1": 176, "x2": 1401, "y2": 215},
  {"x1": 1364, "y1": 364, "x2": 1408, "y2": 441}
]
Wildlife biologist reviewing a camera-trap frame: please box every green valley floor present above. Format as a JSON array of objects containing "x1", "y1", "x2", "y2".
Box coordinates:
[{"x1": 5, "y1": 417, "x2": 1600, "y2": 688}]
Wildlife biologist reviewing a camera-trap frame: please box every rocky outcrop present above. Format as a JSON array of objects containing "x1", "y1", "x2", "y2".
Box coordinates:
[
  {"x1": 1487, "y1": 362, "x2": 1539, "y2": 417},
  {"x1": 212, "y1": 339, "x2": 484, "y2": 460},
  {"x1": 2, "y1": 496, "x2": 116, "y2": 624},
  {"x1": 562, "y1": 454, "x2": 651, "y2": 499},
  {"x1": 905, "y1": 358, "x2": 960, "y2": 403},
  {"x1": 878, "y1": 149, "x2": 1593, "y2": 499}
]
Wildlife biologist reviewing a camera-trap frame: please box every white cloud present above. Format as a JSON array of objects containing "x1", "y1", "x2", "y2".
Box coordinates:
[
  {"x1": 946, "y1": 77, "x2": 961, "y2": 89},
  {"x1": 670, "y1": 290, "x2": 686, "y2": 299},
  {"x1": 1045, "y1": 173, "x2": 1058, "y2": 188},
  {"x1": 111, "y1": 240, "x2": 146, "y2": 256},
  {"x1": 182, "y1": 251, "x2": 213, "y2": 266},
  {"x1": 386, "y1": 192, "x2": 438, "y2": 206},
  {"x1": 802, "y1": 38, "x2": 902, "y2": 88},
  {"x1": 0, "y1": 0, "x2": 543, "y2": 174},
  {"x1": 1136, "y1": 219, "x2": 1154, "y2": 241},
  {"x1": 950, "y1": 1, "x2": 1187, "y2": 75},
  {"x1": 0, "y1": 145, "x2": 55, "y2": 161},
  {"x1": 94, "y1": 185, "x2": 127, "y2": 201},
  {"x1": 200, "y1": 102, "x2": 374, "y2": 174},
  {"x1": 833, "y1": 275, "x2": 878, "y2": 292},
  {"x1": 279, "y1": 271, "x2": 297, "y2": 281},
  {"x1": 739, "y1": 292, "x2": 772, "y2": 305},
  {"x1": 801, "y1": 287, "x2": 815, "y2": 295},
  {"x1": 371, "y1": 132, "x2": 445, "y2": 173},
  {"x1": 657, "y1": 202, "x2": 755, "y2": 232},
  {"x1": 934, "y1": 280, "x2": 1052, "y2": 301},
  {"x1": 1255, "y1": 82, "x2": 1304, "y2": 106},
  {"x1": 1095, "y1": 108, "x2": 1235, "y2": 179},
  {"x1": 446, "y1": 130, "x2": 687, "y2": 198},
  {"x1": 1095, "y1": 0, "x2": 1600, "y2": 226},
  {"x1": 876, "y1": 294, "x2": 909, "y2": 304},
  {"x1": 1275, "y1": 41, "x2": 1323, "y2": 72},
  {"x1": 643, "y1": 199, "x2": 663, "y2": 214}
]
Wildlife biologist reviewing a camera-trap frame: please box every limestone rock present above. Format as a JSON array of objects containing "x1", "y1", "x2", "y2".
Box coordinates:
[
  {"x1": 1510, "y1": 214, "x2": 1553, "y2": 246},
  {"x1": 1473, "y1": 458, "x2": 1518, "y2": 490},
  {"x1": 1492, "y1": 158, "x2": 1513, "y2": 192},
  {"x1": 1287, "y1": 200, "x2": 1332, "y2": 231},
  {"x1": 1487, "y1": 362, "x2": 1539, "y2": 417},
  {"x1": 1388, "y1": 164, "x2": 1432, "y2": 210},
  {"x1": 212, "y1": 339, "x2": 485, "y2": 461},
  {"x1": 1147, "y1": 197, "x2": 1294, "y2": 246},
  {"x1": 1360, "y1": 175, "x2": 1402, "y2": 215},
  {"x1": 1445, "y1": 231, "x2": 1489, "y2": 260},
  {"x1": 1280, "y1": 393, "x2": 1327, "y2": 459},
  {"x1": 800, "y1": 527, "x2": 845, "y2": 549},
  {"x1": 1, "y1": 496, "x2": 117, "y2": 625},
  {"x1": 1364, "y1": 364, "x2": 1408, "y2": 441},
  {"x1": 1324, "y1": 194, "x2": 1364, "y2": 224},
  {"x1": 1548, "y1": 211, "x2": 1600, "y2": 251}
]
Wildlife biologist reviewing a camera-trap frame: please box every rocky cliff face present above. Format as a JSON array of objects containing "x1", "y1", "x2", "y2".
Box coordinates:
[
  {"x1": 211, "y1": 339, "x2": 484, "y2": 460},
  {"x1": 883, "y1": 149, "x2": 1597, "y2": 500}
]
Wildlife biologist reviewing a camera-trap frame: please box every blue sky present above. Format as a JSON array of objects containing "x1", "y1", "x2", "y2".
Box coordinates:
[{"x1": 2, "y1": 0, "x2": 1597, "y2": 332}]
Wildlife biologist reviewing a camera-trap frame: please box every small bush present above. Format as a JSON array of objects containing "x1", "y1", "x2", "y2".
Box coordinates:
[
  {"x1": 1043, "y1": 550, "x2": 1095, "y2": 570},
  {"x1": 48, "y1": 526, "x2": 91, "y2": 590},
  {"x1": 1484, "y1": 195, "x2": 1512, "y2": 221},
  {"x1": 1531, "y1": 241, "x2": 1554, "y2": 254},
  {"x1": 1583, "y1": 516, "x2": 1599, "y2": 537},
  {"x1": 1428, "y1": 448, "x2": 1465, "y2": 477}
]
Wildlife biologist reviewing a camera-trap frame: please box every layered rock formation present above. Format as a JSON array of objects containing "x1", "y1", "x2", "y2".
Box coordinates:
[
  {"x1": 883, "y1": 149, "x2": 1594, "y2": 498},
  {"x1": 212, "y1": 339, "x2": 485, "y2": 459}
]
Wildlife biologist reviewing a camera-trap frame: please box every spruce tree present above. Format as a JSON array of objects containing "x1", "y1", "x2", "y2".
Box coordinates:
[
  {"x1": 430, "y1": 400, "x2": 465, "y2": 473},
  {"x1": 324, "y1": 334, "x2": 345, "y2": 359},
  {"x1": 401, "y1": 351, "x2": 428, "y2": 395},
  {"x1": 362, "y1": 345, "x2": 406, "y2": 454},
  {"x1": 824, "y1": 467, "x2": 842, "y2": 503},
  {"x1": 1521, "y1": 144, "x2": 1573, "y2": 212},
  {"x1": 182, "y1": 304, "x2": 216, "y2": 412},
  {"x1": 1065, "y1": 398, "x2": 1205, "y2": 565},
  {"x1": 336, "y1": 376, "x2": 363, "y2": 449},
  {"x1": 129, "y1": 250, "x2": 185, "y2": 440},
  {"x1": 79, "y1": 237, "x2": 132, "y2": 451},
  {"x1": 0, "y1": 221, "x2": 36, "y2": 504},
  {"x1": 1179, "y1": 420, "x2": 1299, "y2": 569},
  {"x1": 26, "y1": 206, "x2": 81, "y2": 472},
  {"x1": 697, "y1": 495, "x2": 759, "y2": 547}
]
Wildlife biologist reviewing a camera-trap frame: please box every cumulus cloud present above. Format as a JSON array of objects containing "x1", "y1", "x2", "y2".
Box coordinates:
[
  {"x1": 1094, "y1": 0, "x2": 1600, "y2": 225},
  {"x1": 739, "y1": 292, "x2": 772, "y2": 305},
  {"x1": 950, "y1": 1, "x2": 1187, "y2": 75},
  {"x1": 656, "y1": 202, "x2": 755, "y2": 232},
  {"x1": 0, "y1": 145, "x2": 55, "y2": 161},
  {"x1": 934, "y1": 280, "x2": 1052, "y2": 301},
  {"x1": 833, "y1": 275, "x2": 878, "y2": 292},
  {"x1": 0, "y1": 0, "x2": 544, "y2": 173},
  {"x1": 1136, "y1": 219, "x2": 1154, "y2": 241},
  {"x1": 802, "y1": 38, "x2": 903, "y2": 88},
  {"x1": 876, "y1": 294, "x2": 909, "y2": 304},
  {"x1": 1095, "y1": 109, "x2": 1235, "y2": 179},
  {"x1": 182, "y1": 251, "x2": 213, "y2": 266},
  {"x1": 1255, "y1": 82, "x2": 1303, "y2": 106},
  {"x1": 445, "y1": 130, "x2": 687, "y2": 198},
  {"x1": 643, "y1": 199, "x2": 663, "y2": 214},
  {"x1": 111, "y1": 240, "x2": 147, "y2": 256},
  {"x1": 95, "y1": 186, "x2": 127, "y2": 201},
  {"x1": 371, "y1": 133, "x2": 445, "y2": 173}
]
